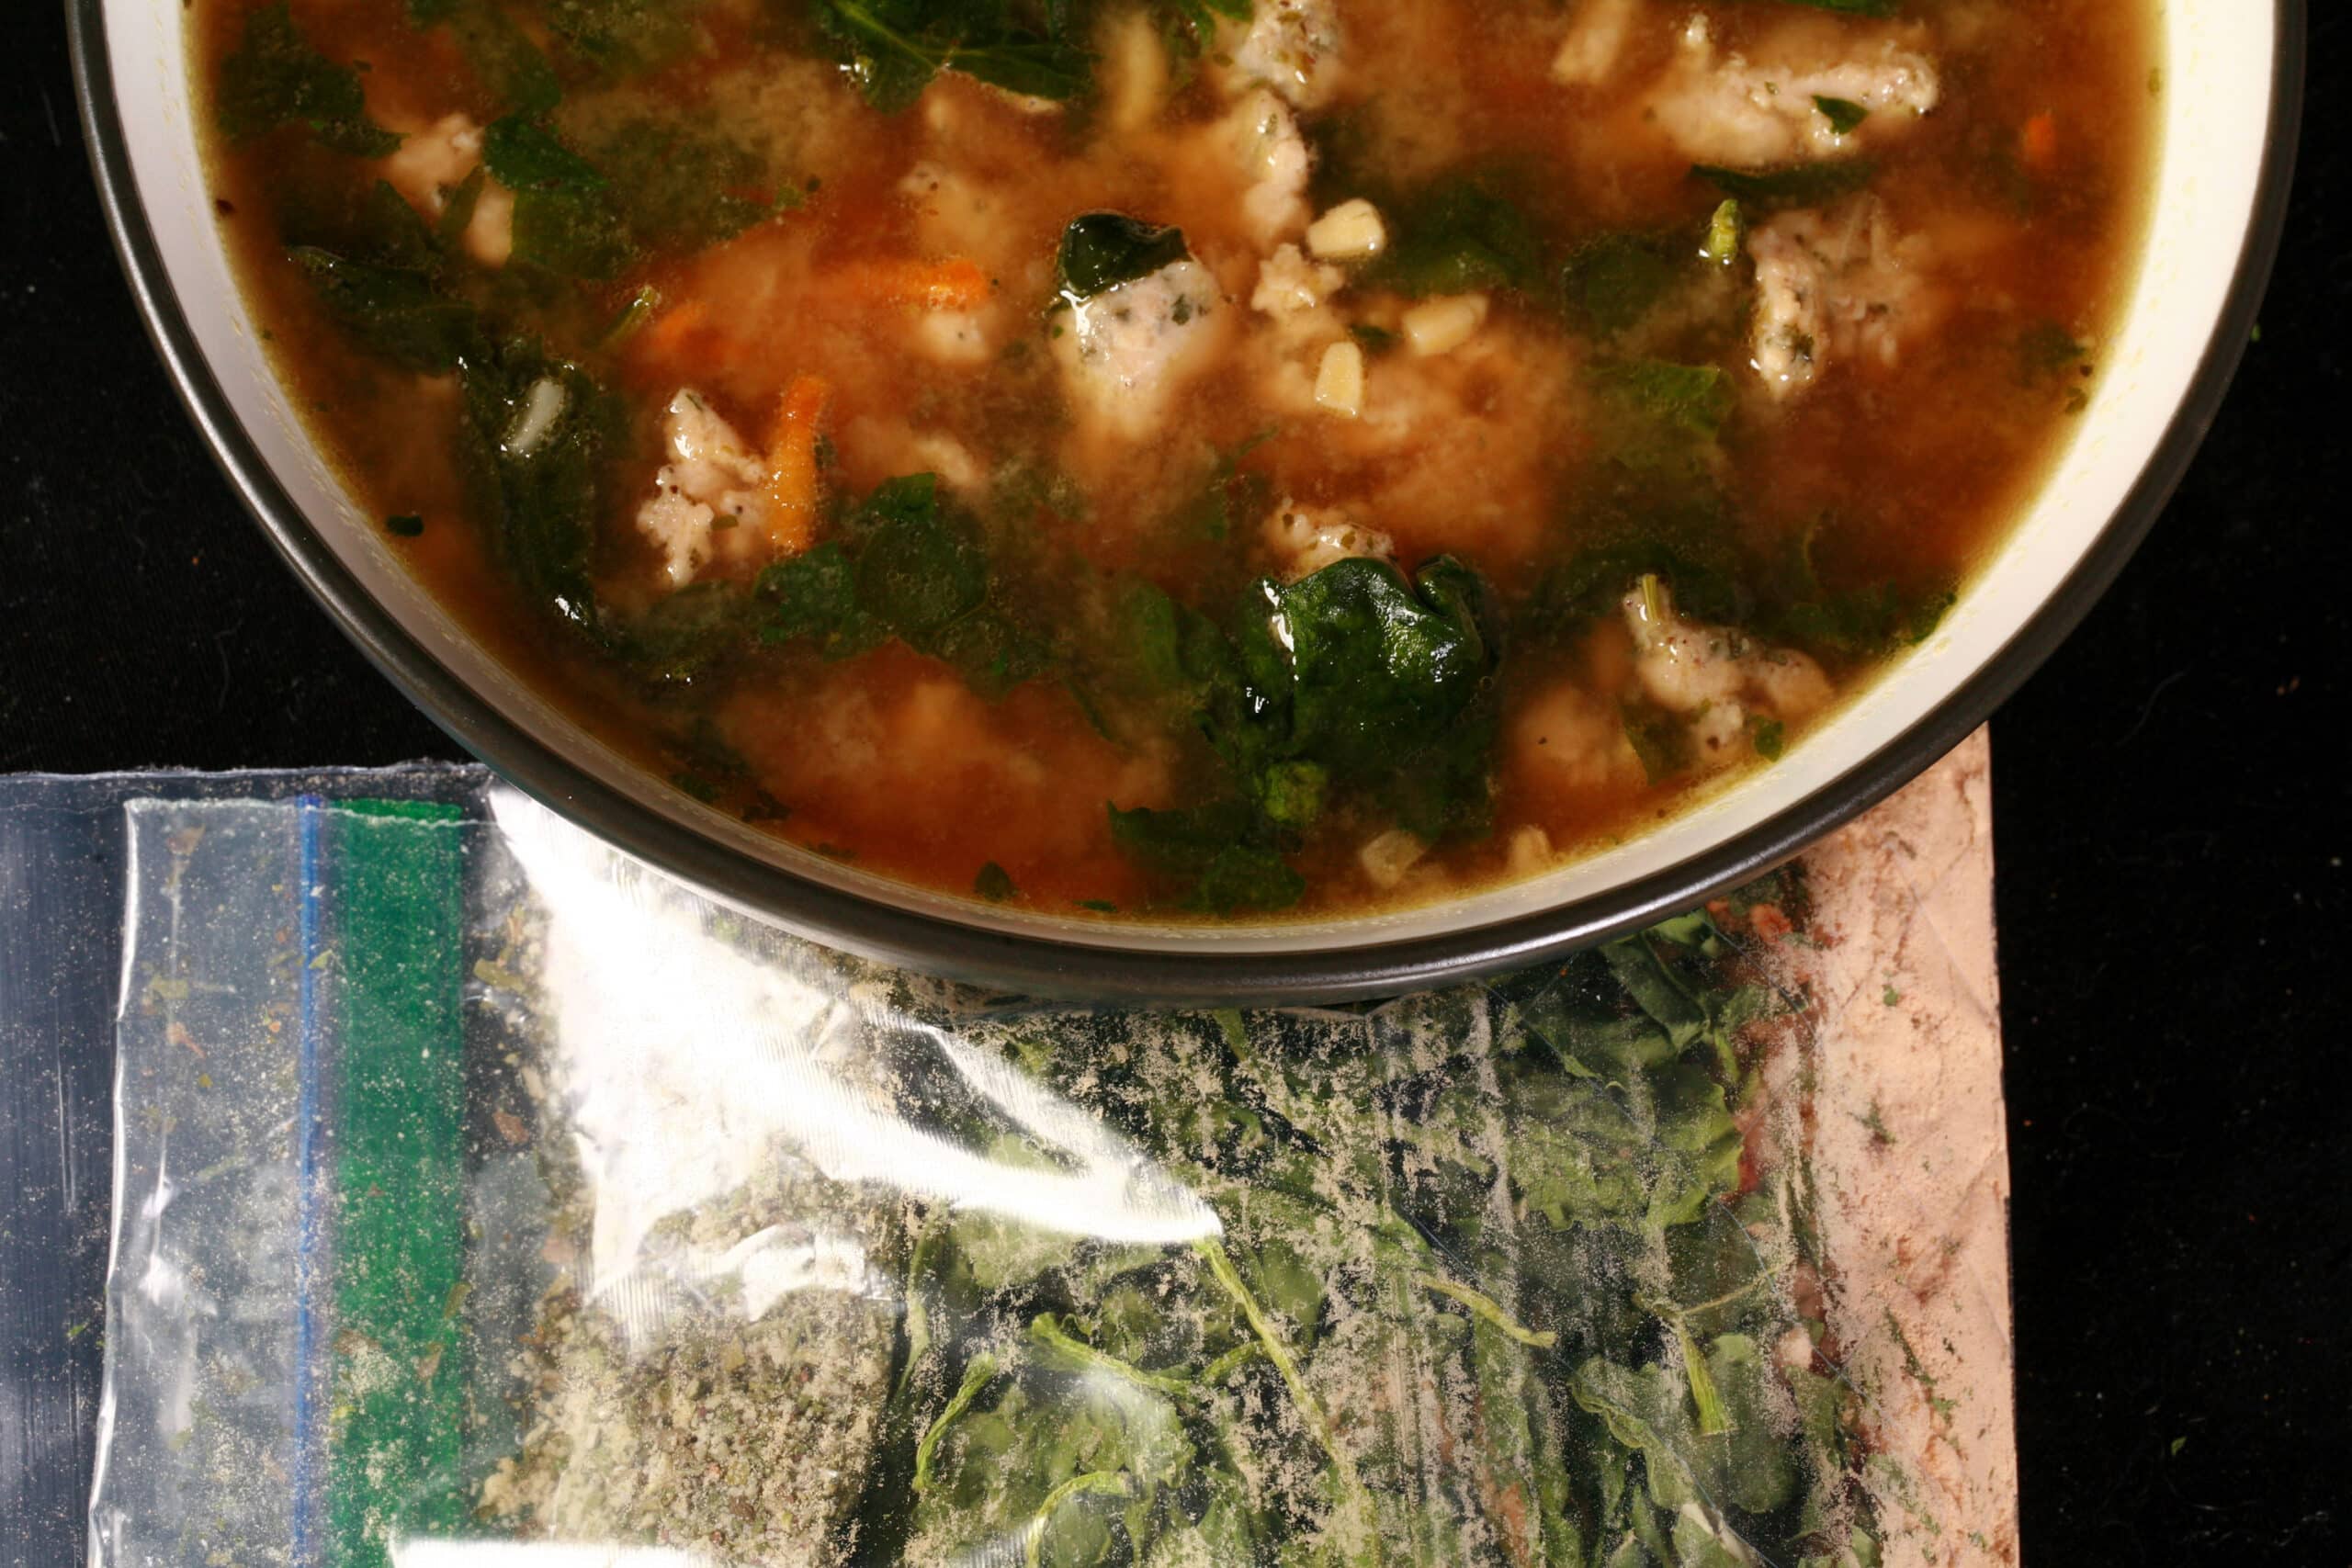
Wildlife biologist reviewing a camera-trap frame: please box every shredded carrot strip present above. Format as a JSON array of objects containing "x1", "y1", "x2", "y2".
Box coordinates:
[
  {"x1": 844, "y1": 256, "x2": 994, "y2": 311},
  {"x1": 2020, "y1": 111, "x2": 2058, "y2": 172},
  {"x1": 763, "y1": 374, "x2": 832, "y2": 558}
]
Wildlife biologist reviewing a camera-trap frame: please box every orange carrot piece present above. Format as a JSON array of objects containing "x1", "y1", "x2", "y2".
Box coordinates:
[
  {"x1": 636, "y1": 299, "x2": 708, "y2": 359},
  {"x1": 763, "y1": 374, "x2": 832, "y2": 558},
  {"x1": 2020, "y1": 111, "x2": 2058, "y2": 172},
  {"x1": 845, "y1": 256, "x2": 993, "y2": 311}
]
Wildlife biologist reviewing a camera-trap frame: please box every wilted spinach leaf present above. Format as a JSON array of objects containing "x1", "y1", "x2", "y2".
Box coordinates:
[
  {"x1": 758, "y1": 473, "x2": 1050, "y2": 698},
  {"x1": 1761, "y1": 522, "x2": 1954, "y2": 659},
  {"x1": 216, "y1": 4, "x2": 401, "y2": 156},
  {"x1": 758, "y1": 542, "x2": 886, "y2": 658},
  {"x1": 1592, "y1": 359, "x2": 1736, "y2": 441},
  {"x1": 481, "y1": 112, "x2": 788, "y2": 277},
  {"x1": 1107, "y1": 803, "x2": 1305, "y2": 914},
  {"x1": 455, "y1": 339, "x2": 617, "y2": 631},
  {"x1": 1692, "y1": 160, "x2": 1877, "y2": 209},
  {"x1": 1562, "y1": 231, "x2": 1686, "y2": 337},
  {"x1": 289, "y1": 246, "x2": 483, "y2": 372},
  {"x1": 610, "y1": 581, "x2": 763, "y2": 684},
  {"x1": 547, "y1": 0, "x2": 703, "y2": 77},
  {"x1": 1057, "y1": 213, "x2": 1191, "y2": 301},
  {"x1": 1367, "y1": 179, "x2": 1543, "y2": 298},
  {"x1": 413, "y1": 0, "x2": 562, "y2": 113},
  {"x1": 811, "y1": 0, "x2": 1091, "y2": 112}
]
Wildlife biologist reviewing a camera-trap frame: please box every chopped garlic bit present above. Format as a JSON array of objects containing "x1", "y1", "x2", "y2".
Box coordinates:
[
  {"x1": 1306, "y1": 198, "x2": 1387, "y2": 261},
  {"x1": 1314, "y1": 340, "x2": 1365, "y2": 417},
  {"x1": 1401, "y1": 293, "x2": 1490, "y2": 357}
]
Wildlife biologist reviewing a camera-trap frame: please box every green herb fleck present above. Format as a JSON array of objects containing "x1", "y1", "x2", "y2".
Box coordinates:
[{"x1": 1814, "y1": 95, "x2": 1871, "y2": 135}]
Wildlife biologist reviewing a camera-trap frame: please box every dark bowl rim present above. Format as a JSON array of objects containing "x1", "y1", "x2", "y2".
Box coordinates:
[{"x1": 66, "y1": 0, "x2": 2306, "y2": 1005}]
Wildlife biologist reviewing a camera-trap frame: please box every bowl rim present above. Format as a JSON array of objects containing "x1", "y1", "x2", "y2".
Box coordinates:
[{"x1": 66, "y1": 0, "x2": 2306, "y2": 1004}]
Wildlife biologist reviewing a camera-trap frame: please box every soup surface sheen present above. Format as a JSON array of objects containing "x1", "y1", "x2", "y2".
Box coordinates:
[{"x1": 196, "y1": 0, "x2": 2154, "y2": 919}]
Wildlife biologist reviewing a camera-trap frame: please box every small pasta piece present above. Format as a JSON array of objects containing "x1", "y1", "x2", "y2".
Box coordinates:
[
  {"x1": 1401, "y1": 294, "x2": 1490, "y2": 357},
  {"x1": 1314, "y1": 341, "x2": 1366, "y2": 416},
  {"x1": 1306, "y1": 198, "x2": 1387, "y2": 260}
]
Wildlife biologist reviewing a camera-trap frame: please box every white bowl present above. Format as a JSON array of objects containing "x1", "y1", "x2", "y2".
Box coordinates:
[{"x1": 68, "y1": 0, "x2": 2304, "y2": 1000}]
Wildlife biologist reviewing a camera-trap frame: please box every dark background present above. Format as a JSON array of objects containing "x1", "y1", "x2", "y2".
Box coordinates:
[{"x1": 4, "y1": 1, "x2": 2345, "y2": 1561}]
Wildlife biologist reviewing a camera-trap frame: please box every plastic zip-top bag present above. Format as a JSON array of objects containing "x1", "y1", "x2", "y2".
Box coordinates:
[{"x1": 68, "y1": 743, "x2": 2016, "y2": 1567}]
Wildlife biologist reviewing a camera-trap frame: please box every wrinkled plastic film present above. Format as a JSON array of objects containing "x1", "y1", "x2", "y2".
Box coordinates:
[{"x1": 86, "y1": 762, "x2": 2013, "y2": 1567}]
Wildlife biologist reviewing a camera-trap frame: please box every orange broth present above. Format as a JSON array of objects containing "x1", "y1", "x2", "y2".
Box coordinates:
[{"x1": 194, "y1": 0, "x2": 2155, "y2": 917}]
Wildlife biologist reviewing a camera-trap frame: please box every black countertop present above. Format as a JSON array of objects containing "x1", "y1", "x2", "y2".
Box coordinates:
[{"x1": 4, "y1": 5, "x2": 2345, "y2": 1561}]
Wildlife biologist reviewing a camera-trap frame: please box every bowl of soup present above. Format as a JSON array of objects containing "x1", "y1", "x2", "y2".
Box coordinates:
[{"x1": 72, "y1": 0, "x2": 2299, "y2": 999}]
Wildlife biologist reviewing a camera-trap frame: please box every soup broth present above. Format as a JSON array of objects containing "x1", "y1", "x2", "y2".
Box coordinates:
[{"x1": 195, "y1": 0, "x2": 2155, "y2": 919}]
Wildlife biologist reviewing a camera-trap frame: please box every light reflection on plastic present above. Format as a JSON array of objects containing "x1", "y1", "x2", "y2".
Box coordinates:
[{"x1": 489, "y1": 792, "x2": 1221, "y2": 1346}]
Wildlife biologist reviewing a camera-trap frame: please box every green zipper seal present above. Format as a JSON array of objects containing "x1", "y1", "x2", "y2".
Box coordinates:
[{"x1": 324, "y1": 799, "x2": 469, "y2": 1565}]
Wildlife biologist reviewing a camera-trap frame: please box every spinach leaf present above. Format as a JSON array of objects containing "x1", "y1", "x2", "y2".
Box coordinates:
[
  {"x1": 483, "y1": 113, "x2": 787, "y2": 277},
  {"x1": 1693, "y1": 160, "x2": 1877, "y2": 209},
  {"x1": 934, "y1": 610, "x2": 1053, "y2": 699},
  {"x1": 1242, "y1": 558, "x2": 1494, "y2": 781},
  {"x1": 974, "y1": 862, "x2": 1018, "y2": 901},
  {"x1": 811, "y1": 0, "x2": 1091, "y2": 112},
  {"x1": 758, "y1": 542, "x2": 886, "y2": 658},
  {"x1": 482, "y1": 115, "x2": 607, "y2": 191},
  {"x1": 455, "y1": 339, "x2": 617, "y2": 632},
  {"x1": 1562, "y1": 231, "x2": 1686, "y2": 337},
  {"x1": 546, "y1": 0, "x2": 703, "y2": 77},
  {"x1": 757, "y1": 473, "x2": 1050, "y2": 697},
  {"x1": 589, "y1": 118, "x2": 797, "y2": 251},
  {"x1": 1526, "y1": 492, "x2": 1749, "y2": 637},
  {"x1": 1218, "y1": 556, "x2": 1503, "y2": 839},
  {"x1": 852, "y1": 475, "x2": 989, "y2": 631},
  {"x1": 1592, "y1": 358, "x2": 1736, "y2": 441},
  {"x1": 608, "y1": 581, "x2": 763, "y2": 684},
  {"x1": 215, "y1": 4, "x2": 401, "y2": 157},
  {"x1": 1107, "y1": 803, "x2": 1305, "y2": 914},
  {"x1": 1761, "y1": 522, "x2": 1954, "y2": 659},
  {"x1": 1620, "y1": 697, "x2": 1690, "y2": 786},
  {"x1": 414, "y1": 0, "x2": 562, "y2": 114},
  {"x1": 1366, "y1": 179, "x2": 1543, "y2": 298},
  {"x1": 483, "y1": 115, "x2": 634, "y2": 276},
  {"x1": 1149, "y1": 0, "x2": 1252, "y2": 56},
  {"x1": 1057, "y1": 213, "x2": 1191, "y2": 301},
  {"x1": 288, "y1": 246, "x2": 483, "y2": 372},
  {"x1": 1774, "y1": 581, "x2": 1954, "y2": 659},
  {"x1": 283, "y1": 179, "x2": 486, "y2": 372}
]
